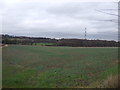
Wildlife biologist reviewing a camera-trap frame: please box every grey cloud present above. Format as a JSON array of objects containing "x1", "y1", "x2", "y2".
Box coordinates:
[{"x1": 2, "y1": 1, "x2": 118, "y2": 41}]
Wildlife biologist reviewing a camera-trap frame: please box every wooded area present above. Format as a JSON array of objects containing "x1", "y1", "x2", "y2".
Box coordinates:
[{"x1": 1, "y1": 34, "x2": 119, "y2": 47}]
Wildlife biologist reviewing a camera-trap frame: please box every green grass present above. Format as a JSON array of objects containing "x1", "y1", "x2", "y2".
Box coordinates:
[
  {"x1": 0, "y1": 48, "x2": 2, "y2": 89},
  {"x1": 33, "y1": 43, "x2": 57, "y2": 46},
  {"x1": 2, "y1": 45, "x2": 118, "y2": 88}
]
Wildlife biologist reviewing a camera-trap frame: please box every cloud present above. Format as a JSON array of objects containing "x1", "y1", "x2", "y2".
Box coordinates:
[{"x1": 1, "y1": 0, "x2": 118, "y2": 41}]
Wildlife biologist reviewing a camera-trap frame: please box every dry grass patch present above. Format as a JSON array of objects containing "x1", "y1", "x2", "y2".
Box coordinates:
[{"x1": 100, "y1": 75, "x2": 119, "y2": 88}]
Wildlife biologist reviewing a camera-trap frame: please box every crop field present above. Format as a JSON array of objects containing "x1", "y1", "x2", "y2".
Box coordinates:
[
  {"x1": 2, "y1": 45, "x2": 119, "y2": 88},
  {"x1": 33, "y1": 43, "x2": 57, "y2": 46}
]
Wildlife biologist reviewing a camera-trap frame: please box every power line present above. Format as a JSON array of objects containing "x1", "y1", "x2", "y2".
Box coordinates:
[
  {"x1": 95, "y1": 9, "x2": 119, "y2": 23},
  {"x1": 85, "y1": 27, "x2": 86, "y2": 40},
  {"x1": 95, "y1": 9, "x2": 120, "y2": 17},
  {"x1": 96, "y1": 19, "x2": 118, "y2": 23}
]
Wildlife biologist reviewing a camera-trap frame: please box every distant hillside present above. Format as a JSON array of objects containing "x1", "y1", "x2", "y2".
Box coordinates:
[{"x1": 1, "y1": 34, "x2": 119, "y2": 47}]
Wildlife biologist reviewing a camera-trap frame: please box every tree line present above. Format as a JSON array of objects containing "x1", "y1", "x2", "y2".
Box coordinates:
[{"x1": 1, "y1": 34, "x2": 119, "y2": 47}]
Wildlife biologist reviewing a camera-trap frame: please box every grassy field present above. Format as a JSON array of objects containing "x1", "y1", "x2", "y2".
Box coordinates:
[
  {"x1": 2, "y1": 45, "x2": 119, "y2": 88},
  {"x1": 33, "y1": 43, "x2": 57, "y2": 46}
]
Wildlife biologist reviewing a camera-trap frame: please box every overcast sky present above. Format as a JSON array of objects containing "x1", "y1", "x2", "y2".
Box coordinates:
[{"x1": 1, "y1": 0, "x2": 118, "y2": 41}]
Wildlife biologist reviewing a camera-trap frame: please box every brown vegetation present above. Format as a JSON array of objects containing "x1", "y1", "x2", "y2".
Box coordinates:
[{"x1": 99, "y1": 75, "x2": 119, "y2": 88}]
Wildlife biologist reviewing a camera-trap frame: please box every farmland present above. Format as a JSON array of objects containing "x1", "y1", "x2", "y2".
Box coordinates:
[{"x1": 2, "y1": 45, "x2": 119, "y2": 88}]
